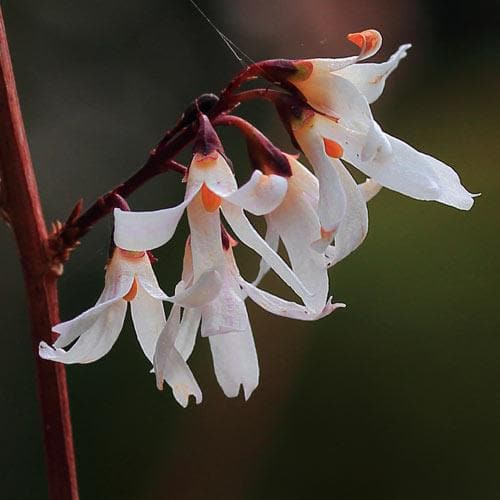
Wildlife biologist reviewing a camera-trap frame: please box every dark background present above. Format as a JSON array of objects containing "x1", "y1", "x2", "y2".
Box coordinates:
[{"x1": 1, "y1": 0, "x2": 499, "y2": 498}]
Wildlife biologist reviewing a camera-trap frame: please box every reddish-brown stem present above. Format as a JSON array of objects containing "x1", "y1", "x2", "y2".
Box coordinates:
[
  {"x1": 0, "y1": 8, "x2": 79, "y2": 500},
  {"x1": 212, "y1": 63, "x2": 264, "y2": 111},
  {"x1": 213, "y1": 114, "x2": 266, "y2": 136},
  {"x1": 0, "y1": 9, "x2": 299, "y2": 498},
  {"x1": 58, "y1": 157, "x2": 187, "y2": 252},
  {"x1": 224, "y1": 88, "x2": 286, "y2": 109},
  {"x1": 57, "y1": 83, "x2": 284, "y2": 258},
  {"x1": 67, "y1": 66, "x2": 273, "y2": 243},
  {"x1": 214, "y1": 114, "x2": 292, "y2": 177}
]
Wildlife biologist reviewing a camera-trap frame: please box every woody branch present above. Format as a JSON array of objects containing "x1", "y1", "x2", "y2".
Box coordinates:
[
  {"x1": 52, "y1": 66, "x2": 287, "y2": 268},
  {"x1": 0, "y1": 8, "x2": 79, "y2": 500},
  {"x1": 0, "y1": 11, "x2": 288, "y2": 497}
]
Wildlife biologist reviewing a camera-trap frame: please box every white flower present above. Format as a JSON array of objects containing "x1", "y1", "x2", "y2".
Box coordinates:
[
  {"x1": 288, "y1": 30, "x2": 397, "y2": 123},
  {"x1": 39, "y1": 247, "x2": 221, "y2": 405},
  {"x1": 255, "y1": 154, "x2": 380, "y2": 289},
  {"x1": 115, "y1": 135, "x2": 343, "y2": 402},
  {"x1": 154, "y1": 236, "x2": 343, "y2": 402},
  {"x1": 114, "y1": 144, "x2": 324, "y2": 312},
  {"x1": 279, "y1": 29, "x2": 474, "y2": 218}
]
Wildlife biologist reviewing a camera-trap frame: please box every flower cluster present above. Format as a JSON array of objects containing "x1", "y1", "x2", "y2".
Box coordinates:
[{"x1": 40, "y1": 30, "x2": 474, "y2": 407}]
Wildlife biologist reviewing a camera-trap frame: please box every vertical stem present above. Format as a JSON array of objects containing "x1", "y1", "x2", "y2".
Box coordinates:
[{"x1": 0, "y1": 8, "x2": 79, "y2": 500}]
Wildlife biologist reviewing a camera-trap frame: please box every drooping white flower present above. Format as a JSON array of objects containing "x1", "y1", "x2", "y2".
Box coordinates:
[
  {"x1": 114, "y1": 139, "x2": 325, "y2": 312},
  {"x1": 39, "y1": 247, "x2": 221, "y2": 406},
  {"x1": 334, "y1": 42, "x2": 411, "y2": 105},
  {"x1": 255, "y1": 154, "x2": 379, "y2": 288},
  {"x1": 117, "y1": 131, "x2": 343, "y2": 401},
  {"x1": 293, "y1": 110, "x2": 474, "y2": 213},
  {"x1": 271, "y1": 29, "x2": 474, "y2": 227},
  {"x1": 254, "y1": 154, "x2": 332, "y2": 309},
  {"x1": 154, "y1": 235, "x2": 343, "y2": 401},
  {"x1": 287, "y1": 30, "x2": 402, "y2": 124}
]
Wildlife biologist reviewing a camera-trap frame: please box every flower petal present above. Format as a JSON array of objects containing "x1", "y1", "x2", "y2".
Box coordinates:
[
  {"x1": 138, "y1": 268, "x2": 223, "y2": 308},
  {"x1": 39, "y1": 301, "x2": 128, "y2": 364},
  {"x1": 346, "y1": 29, "x2": 383, "y2": 61},
  {"x1": 294, "y1": 72, "x2": 374, "y2": 130},
  {"x1": 208, "y1": 310, "x2": 259, "y2": 400},
  {"x1": 200, "y1": 272, "x2": 248, "y2": 337},
  {"x1": 153, "y1": 304, "x2": 178, "y2": 389},
  {"x1": 221, "y1": 203, "x2": 314, "y2": 305},
  {"x1": 327, "y1": 160, "x2": 369, "y2": 265},
  {"x1": 50, "y1": 298, "x2": 119, "y2": 349},
  {"x1": 224, "y1": 170, "x2": 288, "y2": 215},
  {"x1": 335, "y1": 44, "x2": 411, "y2": 104},
  {"x1": 359, "y1": 178, "x2": 382, "y2": 202},
  {"x1": 130, "y1": 284, "x2": 166, "y2": 362},
  {"x1": 240, "y1": 279, "x2": 345, "y2": 321},
  {"x1": 190, "y1": 152, "x2": 238, "y2": 198},
  {"x1": 326, "y1": 123, "x2": 475, "y2": 209},
  {"x1": 51, "y1": 273, "x2": 133, "y2": 349},
  {"x1": 113, "y1": 189, "x2": 198, "y2": 252},
  {"x1": 188, "y1": 192, "x2": 225, "y2": 279},
  {"x1": 253, "y1": 224, "x2": 280, "y2": 287},
  {"x1": 153, "y1": 305, "x2": 202, "y2": 407},
  {"x1": 288, "y1": 156, "x2": 320, "y2": 208},
  {"x1": 294, "y1": 124, "x2": 346, "y2": 234},
  {"x1": 384, "y1": 134, "x2": 475, "y2": 209},
  {"x1": 291, "y1": 30, "x2": 382, "y2": 79},
  {"x1": 297, "y1": 56, "x2": 359, "y2": 76},
  {"x1": 44, "y1": 248, "x2": 136, "y2": 353},
  {"x1": 266, "y1": 167, "x2": 329, "y2": 312},
  {"x1": 361, "y1": 120, "x2": 392, "y2": 162},
  {"x1": 175, "y1": 308, "x2": 202, "y2": 361}
]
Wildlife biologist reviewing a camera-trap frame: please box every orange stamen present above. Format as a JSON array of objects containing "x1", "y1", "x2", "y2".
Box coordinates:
[
  {"x1": 123, "y1": 278, "x2": 138, "y2": 302},
  {"x1": 323, "y1": 138, "x2": 344, "y2": 159},
  {"x1": 347, "y1": 30, "x2": 381, "y2": 57},
  {"x1": 321, "y1": 227, "x2": 335, "y2": 240},
  {"x1": 347, "y1": 32, "x2": 365, "y2": 49},
  {"x1": 201, "y1": 183, "x2": 222, "y2": 212}
]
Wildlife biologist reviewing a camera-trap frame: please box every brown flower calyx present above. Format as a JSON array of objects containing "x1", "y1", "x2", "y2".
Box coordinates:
[
  {"x1": 192, "y1": 114, "x2": 224, "y2": 157},
  {"x1": 245, "y1": 127, "x2": 292, "y2": 177}
]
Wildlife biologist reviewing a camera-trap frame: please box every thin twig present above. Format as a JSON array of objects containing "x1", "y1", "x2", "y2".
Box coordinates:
[
  {"x1": 55, "y1": 72, "x2": 281, "y2": 262},
  {"x1": 224, "y1": 88, "x2": 286, "y2": 108}
]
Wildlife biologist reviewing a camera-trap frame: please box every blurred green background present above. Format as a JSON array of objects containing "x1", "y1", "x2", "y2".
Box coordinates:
[{"x1": 1, "y1": 0, "x2": 499, "y2": 498}]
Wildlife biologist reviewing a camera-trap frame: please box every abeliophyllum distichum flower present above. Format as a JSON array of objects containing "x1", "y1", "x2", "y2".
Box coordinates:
[
  {"x1": 115, "y1": 115, "x2": 342, "y2": 404},
  {"x1": 40, "y1": 29, "x2": 475, "y2": 407},
  {"x1": 258, "y1": 29, "x2": 474, "y2": 253}
]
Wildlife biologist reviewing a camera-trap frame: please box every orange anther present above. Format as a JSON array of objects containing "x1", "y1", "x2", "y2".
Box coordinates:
[
  {"x1": 321, "y1": 227, "x2": 335, "y2": 240},
  {"x1": 347, "y1": 30, "x2": 381, "y2": 58},
  {"x1": 201, "y1": 183, "x2": 222, "y2": 212},
  {"x1": 323, "y1": 138, "x2": 344, "y2": 159},
  {"x1": 364, "y1": 32, "x2": 379, "y2": 51},
  {"x1": 347, "y1": 32, "x2": 365, "y2": 48},
  {"x1": 123, "y1": 278, "x2": 138, "y2": 302}
]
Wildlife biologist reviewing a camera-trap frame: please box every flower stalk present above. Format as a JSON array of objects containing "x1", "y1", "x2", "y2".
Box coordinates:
[
  {"x1": 54, "y1": 75, "x2": 283, "y2": 266},
  {"x1": 0, "y1": 15, "x2": 291, "y2": 496},
  {"x1": 0, "y1": 8, "x2": 79, "y2": 500}
]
